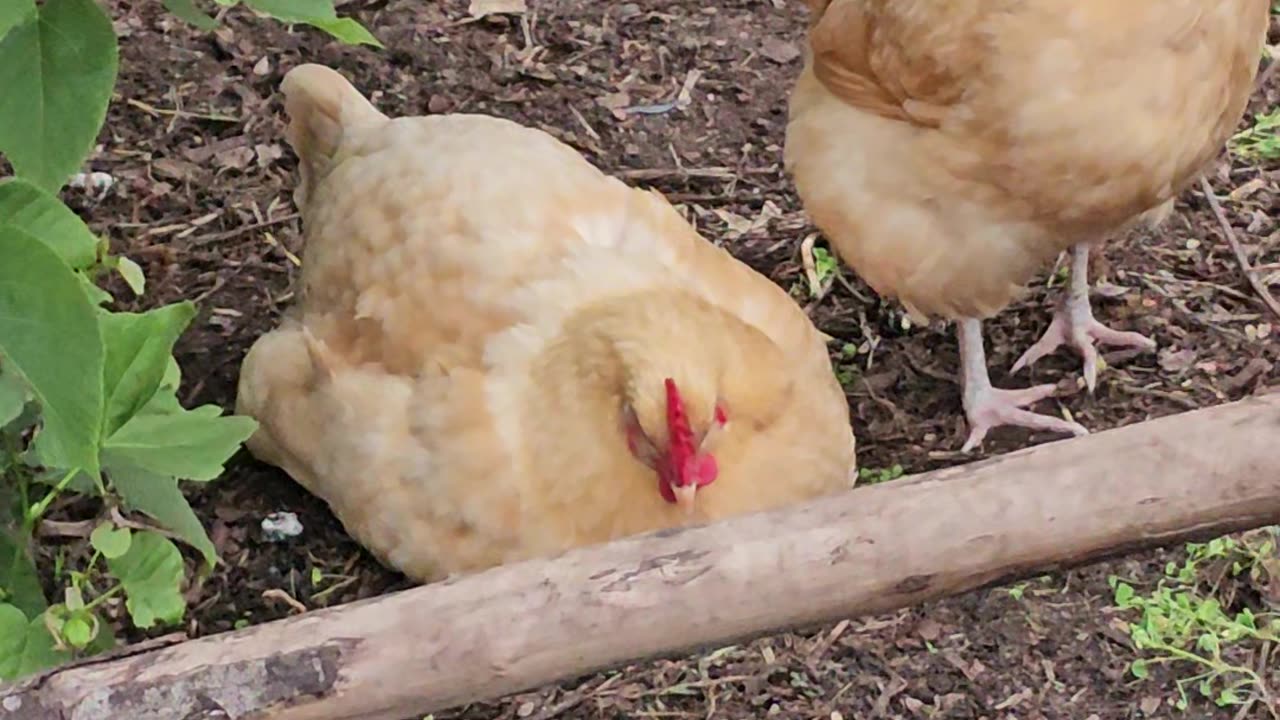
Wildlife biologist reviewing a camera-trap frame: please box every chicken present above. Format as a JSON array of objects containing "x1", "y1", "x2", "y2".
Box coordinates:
[
  {"x1": 784, "y1": 1, "x2": 1270, "y2": 451},
  {"x1": 235, "y1": 64, "x2": 857, "y2": 583}
]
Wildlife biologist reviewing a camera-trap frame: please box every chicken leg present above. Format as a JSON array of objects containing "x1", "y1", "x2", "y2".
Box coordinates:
[
  {"x1": 1011, "y1": 243, "x2": 1156, "y2": 391},
  {"x1": 957, "y1": 318, "x2": 1088, "y2": 452}
]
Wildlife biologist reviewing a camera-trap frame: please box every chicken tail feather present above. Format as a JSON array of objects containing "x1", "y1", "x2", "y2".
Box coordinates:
[{"x1": 281, "y1": 63, "x2": 387, "y2": 207}]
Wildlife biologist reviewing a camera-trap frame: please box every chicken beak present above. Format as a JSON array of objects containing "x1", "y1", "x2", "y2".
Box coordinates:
[{"x1": 673, "y1": 484, "x2": 697, "y2": 516}]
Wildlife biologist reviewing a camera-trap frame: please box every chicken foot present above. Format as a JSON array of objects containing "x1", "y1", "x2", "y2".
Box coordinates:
[
  {"x1": 957, "y1": 318, "x2": 1088, "y2": 453},
  {"x1": 1010, "y1": 243, "x2": 1156, "y2": 392}
]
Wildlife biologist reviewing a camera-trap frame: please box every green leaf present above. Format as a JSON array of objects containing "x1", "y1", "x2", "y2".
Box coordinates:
[
  {"x1": 0, "y1": 529, "x2": 45, "y2": 617},
  {"x1": 0, "y1": 604, "x2": 27, "y2": 670},
  {"x1": 61, "y1": 612, "x2": 93, "y2": 648},
  {"x1": 99, "y1": 303, "x2": 196, "y2": 437},
  {"x1": 102, "y1": 402, "x2": 257, "y2": 482},
  {"x1": 0, "y1": 606, "x2": 70, "y2": 680},
  {"x1": 89, "y1": 522, "x2": 131, "y2": 559},
  {"x1": 0, "y1": 226, "x2": 104, "y2": 481},
  {"x1": 1236, "y1": 608, "x2": 1257, "y2": 630},
  {"x1": 106, "y1": 530, "x2": 186, "y2": 629},
  {"x1": 0, "y1": 0, "x2": 120, "y2": 192},
  {"x1": 1130, "y1": 659, "x2": 1149, "y2": 679},
  {"x1": 1195, "y1": 632, "x2": 1219, "y2": 654},
  {"x1": 115, "y1": 256, "x2": 146, "y2": 296},
  {"x1": 0, "y1": 179, "x2": 99, "y2": 269},
  {"x1": 0, "y1": 0, "x2": 35, "y2": 41},
  {"x1": 1113, "y1": 582, "x2": 1134, "y2": 606},
  {"x1": 243, "y1": 0, "x2": 382, "y2": 46},
  {"x1": 162, "y1": 0, "x2": 219, "y2": 30},
  {"x1": 108, "y1": 459, "x2": 217, "y2": 566},
  {"x1": 0, "y1": 364, "x2": 28, "y2": 427},
  {"x1": 296, "y1": 16, "x2": 382, "y2": 46}
]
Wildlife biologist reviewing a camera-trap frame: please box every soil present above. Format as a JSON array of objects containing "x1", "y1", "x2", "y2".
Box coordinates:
[{"x1": 46, "y1": 0, "x2": 1280, "y2": 718}]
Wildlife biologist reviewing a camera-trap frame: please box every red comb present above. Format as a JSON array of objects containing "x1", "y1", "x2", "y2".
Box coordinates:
[{"x1": 664, "y1": 378, "x2": 696, "y2": 465}]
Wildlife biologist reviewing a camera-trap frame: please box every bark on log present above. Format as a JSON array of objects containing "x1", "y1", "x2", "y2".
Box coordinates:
[{"x1": 3, "y1": 394, "x2": 1279, "y2": 720}]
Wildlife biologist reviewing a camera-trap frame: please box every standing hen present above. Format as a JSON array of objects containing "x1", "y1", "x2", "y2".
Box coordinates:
[
  {"x1": 235, "y1": 64, "x2": 857, "y2": 582},
  {"x1": 785, "y1": 1, "x2": 1270, "y2": 451}
]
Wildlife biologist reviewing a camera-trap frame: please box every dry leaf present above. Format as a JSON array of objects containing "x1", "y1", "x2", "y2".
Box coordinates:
[{"x1": 759, "y1": 36, "x2": 800, "y2": 64}]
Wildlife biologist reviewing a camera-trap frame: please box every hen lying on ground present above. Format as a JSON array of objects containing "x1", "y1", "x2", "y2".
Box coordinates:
[
  {"x1": 785, "y1": 0, "x2": 1270, "y2": 451},
  {"x1": 236, "y1": 64, "x2": 858, "y2": 582}
]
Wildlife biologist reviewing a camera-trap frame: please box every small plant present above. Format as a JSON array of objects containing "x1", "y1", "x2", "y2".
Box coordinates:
[
  {"x1": 834, "y1": 342, "x2": 859, "y2": 388},
  {"x1": 1108, "y1": 529, "x2": 1280, "y2": 715},
  {"x1": 0, "y1": 0, "x2": 376, "y2": 681},
  {"x1": 1230, "y1": 109, "x2": 1280, "y2": 161},
  {"x1": 808, "y1": 246, "x2": 838, "y2": 298},
  {"x1": 857, "y1": 463, "x2": 904, "y2": 485}
]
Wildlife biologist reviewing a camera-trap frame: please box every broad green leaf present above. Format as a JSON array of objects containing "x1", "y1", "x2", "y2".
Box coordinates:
[
  {"x1": 243, "y1": 0, "x2": 382, "y2": 46},
  {"x1": 0, "y1": 604, "x2": 29, "y2": 678},
  {"x1": 90, "y1": 522, "x2": 131, "y2": 559},
  {"x1": 99, "y1": 303, "x2": 196, "y2": 437},
  {"x1": 298, "y1": 16, "x2": 382, "y2": 46},
  {"x1": 0, "y1": 0, "x2": 119, "y2": 192},
  {"x1": 0, "y1": 606, "x2": 70, "y2": 680},
  {"x1": 0, "y1": 364, "x2": 28, "y2": 427},
  {"x1": 0, "y1": 0, "x2": 35, "y2": 41},
  {"x1": 103, "y1": 403, "x2": 257, "y2": 482},
  {"x1": 1130, "y1": 659, "x2": 1149, "y2": 679},
  {"x1": 108, "y1": 459, "x2": 217, "y2": 566},
  {"x1": 27, "y1": 466, "x2": 99, "y2": 497},
  {"x1": 0, "y1": 179, "x2": 99, "y2": 269},
  {"x1": 115, "y1": 256, "x2": 146, "y2": 295},
  {"x1": 0, "y1": 530, "x2": 45, "y2": 618},
  {"x1": 162, "y1": 0, "x2": 219, "y2": 30},
  {"x1": 106, "y1": 530, "x2": 185, "y2": 629},
  {"x1": 0, "y1": 226, "x2": 104, "y2": 481}
]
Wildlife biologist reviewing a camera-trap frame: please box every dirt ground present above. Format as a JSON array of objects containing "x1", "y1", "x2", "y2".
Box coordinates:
[{"x1": 61, "y1": 0, "x2": 1280, "y2": 717}]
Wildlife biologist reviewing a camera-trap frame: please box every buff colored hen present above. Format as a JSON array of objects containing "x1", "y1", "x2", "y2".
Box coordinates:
[
  {"x1": 235, "y1": 64, "x2": 857, "y2": 582},
  {"x1": 785, "y1": 0, "x2": 1270, "y2": 450}
]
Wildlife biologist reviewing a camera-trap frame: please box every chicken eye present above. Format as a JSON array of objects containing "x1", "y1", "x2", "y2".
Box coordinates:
[{"x1": 620, "y1": 403, "x2": 659, "y2": 467}]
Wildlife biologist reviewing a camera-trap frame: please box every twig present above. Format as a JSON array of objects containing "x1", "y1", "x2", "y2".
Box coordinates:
[
  {"x1": 35, "y1": 519, "x2": 95, "y2": 539},
  {"x1": 185, "y1": 213, "x2": 301, "y2": 247},
  {"x1": 527, "y1": 675, "x2": 620, "y2": 720},
  {"x1": 1199, "y1": 177, "x2": 1280, "y2": 321},
  {"x1": 110, "y1": 507, "x2": 187, "y2": 545},
  {"x1": 615, "y1": 166, "x2": 776, "y2": 181},
  {"x1": 800, "y1": 232, "x2": 822, "y2": 296},
  {"x1": 262, "y1": 588, "x2": 309, "y2": 615}
]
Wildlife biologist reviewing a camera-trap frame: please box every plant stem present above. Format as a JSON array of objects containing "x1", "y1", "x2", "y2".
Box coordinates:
[
  {"x1": 85, "y1": 583, "x2": 122, "y2": 612},
  {"x1": 25, "y1": 467, "x2": 81, "y2": 529}
]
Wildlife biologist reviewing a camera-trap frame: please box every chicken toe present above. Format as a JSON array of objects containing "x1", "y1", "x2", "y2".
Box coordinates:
[
  {"x1": 1011, "y1": 243, "x2": 1155, "y2": 392},
  {"x1": 957, "y1": 318, "x2": 1089, "y2": 453}
]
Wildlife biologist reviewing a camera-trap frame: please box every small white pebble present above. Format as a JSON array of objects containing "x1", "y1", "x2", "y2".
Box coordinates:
[
  {"x1": 261, "y1": 511, "x2": 303, "y2": 541},
  {"x1": 68, "y1": 171, "x2": 116, "y2": 200}
]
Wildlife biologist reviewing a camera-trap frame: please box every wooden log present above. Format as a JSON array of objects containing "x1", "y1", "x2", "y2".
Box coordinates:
[{"x1": 3, "y1": 394, "x2": 1279, "y2": 720}]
